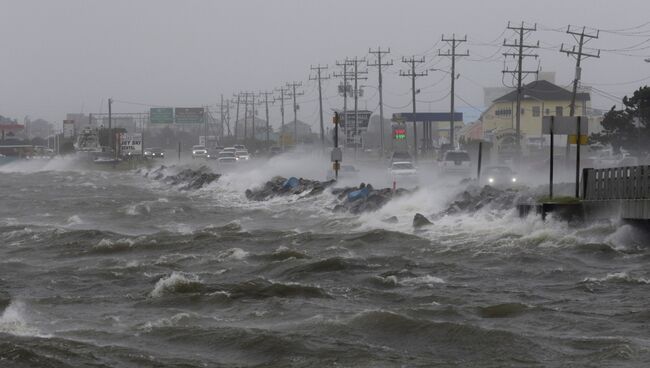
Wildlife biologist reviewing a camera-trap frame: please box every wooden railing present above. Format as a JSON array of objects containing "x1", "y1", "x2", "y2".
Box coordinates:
[{"x1": 582, "y1": 166, "x2": 650, "y2": 200}]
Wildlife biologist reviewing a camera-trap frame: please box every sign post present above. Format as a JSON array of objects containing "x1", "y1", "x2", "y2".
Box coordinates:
[
  {"x1": 575, "y1": 116, "x2": 581, "y2": 198},
  {"x1": 332, "y1": 112, "x2": 341, "y2": 180},
  {"x1": 542, "y1": 116, "x2": 588, "y2": 199},
  {"x1": 549, "y1": 116, "x2": 554, "y2": 199}
]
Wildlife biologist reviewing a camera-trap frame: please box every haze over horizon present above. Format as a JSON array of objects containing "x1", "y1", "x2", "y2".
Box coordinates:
[{"x1": 2, "y1": 0, "x2": 649, "y2": 128}]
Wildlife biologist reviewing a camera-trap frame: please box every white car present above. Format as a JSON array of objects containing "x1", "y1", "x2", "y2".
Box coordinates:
[
  {"x1": 440, "y1": 150, "x2": 471, "y2": 176},
  {"x1": 192, "y1": 145, "x2": 207, "y2": 159},
  {"x1": 235, "y1": 150, "x2": 250, "y2": 160},
  {"x1": 217, "y1": 151, "x2": 238, "y2": 164},
  {"x1": 390, "y1": 161, "x2": 417, "y2": 177}
]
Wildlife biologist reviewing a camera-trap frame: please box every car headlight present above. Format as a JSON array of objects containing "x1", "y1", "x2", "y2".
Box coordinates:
[
  {"x1": 512, "y1": 177, "x2": 517, "y2": 182},
  {"x1": 488, "y1": 177, "x2": 494, "y2": 183}
]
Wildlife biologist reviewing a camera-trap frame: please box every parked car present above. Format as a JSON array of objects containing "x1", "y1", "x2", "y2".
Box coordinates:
[
  {"x1": 481, "y1": 166, "x2": 518, "y2": 187},
  {"x1": 233, "y1": 144, "x2": 246, "y2": 151},
  {"x1": 144, "y1": 147, "x2": 165, "y2": 159},
  {"x1": 440, "y1": 150, "x2": 471, "y2": 176},
  {"x1": 192, "y1": 145, "x2": 207, "y2": 159}
]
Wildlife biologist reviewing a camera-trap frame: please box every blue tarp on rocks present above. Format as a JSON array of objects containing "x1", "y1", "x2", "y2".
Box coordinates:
[
  {"x1": 283, "y1": 177, "x2": 300, "y2": 190},
  {"x1": 347, "y1": 187, "x2": 369, "y2": 202}
]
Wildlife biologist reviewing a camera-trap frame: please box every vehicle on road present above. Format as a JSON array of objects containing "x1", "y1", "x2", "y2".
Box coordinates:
[
  {"x1": 192, "y1": 145, "x2": 207, "y2": 159},
  {"x1": 235, "y1": 150, "x2": 250, "y2": 160},
  {"x1": 217, "y1": 151, "x2": 238, "y2": 164},
  {"x1": 440, "y1": 150, "x2": 471, "y2": 176},
  {"x1": 390, "y1": 151, "x2": 412, "y2": 164},
  {"x1": 205, "y1": 148, "x2": 222, "y2": 160},
  {"x1": 144, "y1": 147, "x2": 165, "y2": 159},
  {"x1": 390, "y1": 161, "x2": 417, "y2": 176},
  {"x1": 269, "y1": 146, "x2": 283, "y2": 156},
  {"x1": 481, "y1": 166, "x2": 518, "y2": 187},
  {"x1": 233, "y1": 144, "x2": 246, "y2": 151}
]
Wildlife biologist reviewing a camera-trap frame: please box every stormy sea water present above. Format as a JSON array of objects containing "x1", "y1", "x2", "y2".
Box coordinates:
[{"x1": 1, "y1": 155, "x2": 650, "y2": 367}]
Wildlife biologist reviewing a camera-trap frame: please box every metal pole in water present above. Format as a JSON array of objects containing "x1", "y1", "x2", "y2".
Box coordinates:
[{"x1": 477, "y1": 141, "x2": 483, "y2": 181}]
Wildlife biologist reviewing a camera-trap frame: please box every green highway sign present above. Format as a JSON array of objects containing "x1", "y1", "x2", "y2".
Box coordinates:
[
  {"x1": 150, "y1": 108, "x2": 174, "y2": 124},
  {"x1": 175, "y1": 107, "x2": 205, "y2": 124}
]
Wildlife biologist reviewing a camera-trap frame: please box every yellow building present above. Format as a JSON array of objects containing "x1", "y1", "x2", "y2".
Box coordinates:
[{"x1": 480, "y1": 80, "x2": 590, "y2": 150}]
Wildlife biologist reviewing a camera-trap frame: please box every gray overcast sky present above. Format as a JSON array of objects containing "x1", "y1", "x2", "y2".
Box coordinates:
[{"x1": 2, "y1": 0, "x2": 649, "y2": 128}]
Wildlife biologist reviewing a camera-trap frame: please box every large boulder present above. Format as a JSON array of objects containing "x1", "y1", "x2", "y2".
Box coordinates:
[{"x1": 413, "y1": 213, "x2": 433, "y2": 228}]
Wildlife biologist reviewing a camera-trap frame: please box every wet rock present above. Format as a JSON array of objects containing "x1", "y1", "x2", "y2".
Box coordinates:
[
  {"x1": 246, "y1": 178, "x2": 413, "y2": 214},
  {"x1": 144, "y1": 165, "x2": 220, "y2": 190},
  {"x1": 382, "y1": 216, "x2": 399, "y2": 224},
  {"x1": 413, "y1": 213, "x2": 433, "y2": 228},
  {"x1": 245, "y1": 176, "x2": 336, "y2": 201},
  {"x1": 436, "y1": 185, "x2": 533, "y2": 217}
]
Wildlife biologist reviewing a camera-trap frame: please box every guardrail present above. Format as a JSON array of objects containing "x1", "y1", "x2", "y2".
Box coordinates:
[{"x1": 582, "y1": 166, "x2": 650, "y2": 200}]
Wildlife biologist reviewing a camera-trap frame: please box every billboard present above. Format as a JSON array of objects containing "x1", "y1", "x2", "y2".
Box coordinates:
[
  {"x1": 150, "y1": 108, "x2": 174, "y2": 124},
  {"x1": 175, "y1": 107, "x2": 205, "y2": 124},
  {"x1": 63, "y1": 120, "x2": 75, "y2": 138},
  {"x1": 119, "y1": 133, "x2": 143, "y2": 155}
]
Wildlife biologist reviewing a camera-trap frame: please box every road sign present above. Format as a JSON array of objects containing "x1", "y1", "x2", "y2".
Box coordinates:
[
  {"x1": 331, "y1": 147, "x2": 342, "y2": 162},
  {"x1": 542, "y1": 116, "x2": 589, "y2": 135},
  {"x1": 119, "y1": 133, "x2": 142, "y2": 155},
  {"x1": 568, "y1": 135, "x2": 588, "y2": 145},
  {"x1": 150, "y1": 108, "x2": 173, "y2": 124},
  {"x1": 175, "y1": 107, "x2": 205, "y2": 124},
  {"x1": 62, "y1": 120, "x2": 75, "y2": 138}
]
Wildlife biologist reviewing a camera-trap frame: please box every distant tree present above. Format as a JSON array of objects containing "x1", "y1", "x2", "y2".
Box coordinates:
[{"x1": 591, "y1": 85, "x2": 650, "y2": 155}]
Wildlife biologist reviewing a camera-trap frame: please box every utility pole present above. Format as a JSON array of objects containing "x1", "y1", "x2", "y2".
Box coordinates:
[
  {"x1": 259, "y1": 91, "x2": 274, "y2": 148},
  {"x1": 233, "y1": 94, "x2": 241, "y2": 140},
  {"x1": 400, "y1": 56, "x2": 427, "y2": 161},
  {"x1": 503, "y1": 22, "x2": 539, "y2": 157},
  {"x1": 439, "y1": 35, "x2": 469, "y2": 147},
  {"x1": 286, "y1": 82, "x2": 304, "y2": 147},
  {"x1": 561, "y1": 26, "x2": 600, "y2": 117},
  {"x1": 310, "y1": 64, "x2": 330, "y2": 146},
  {"x1": 350, "y1": 57, "x2": 367, "y2": 156},
  {"x1": 275, "y1": 86, "x2": 290, "y2": 149},
  {"x1": 561, "y1": 26, "x2": 600, "y2": 162},
  {"x1": 108, "y1": 97, "x2": 113, "y2": 152},
  {"x1": 242, "y1": 92, "x2": 249, "y2": 140},
  {"x1": 334, "y1": 59, "x2": 353, "y2": 149},
  {"x1": 368, "y1": 47, "x2": 393, "y2": 155},
  {"x1": 225, "y1": 99, "x2": 231, "y2": 137},
  {"x1": 250, "y1": 93, "x2": 256, "y2": 141}
]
